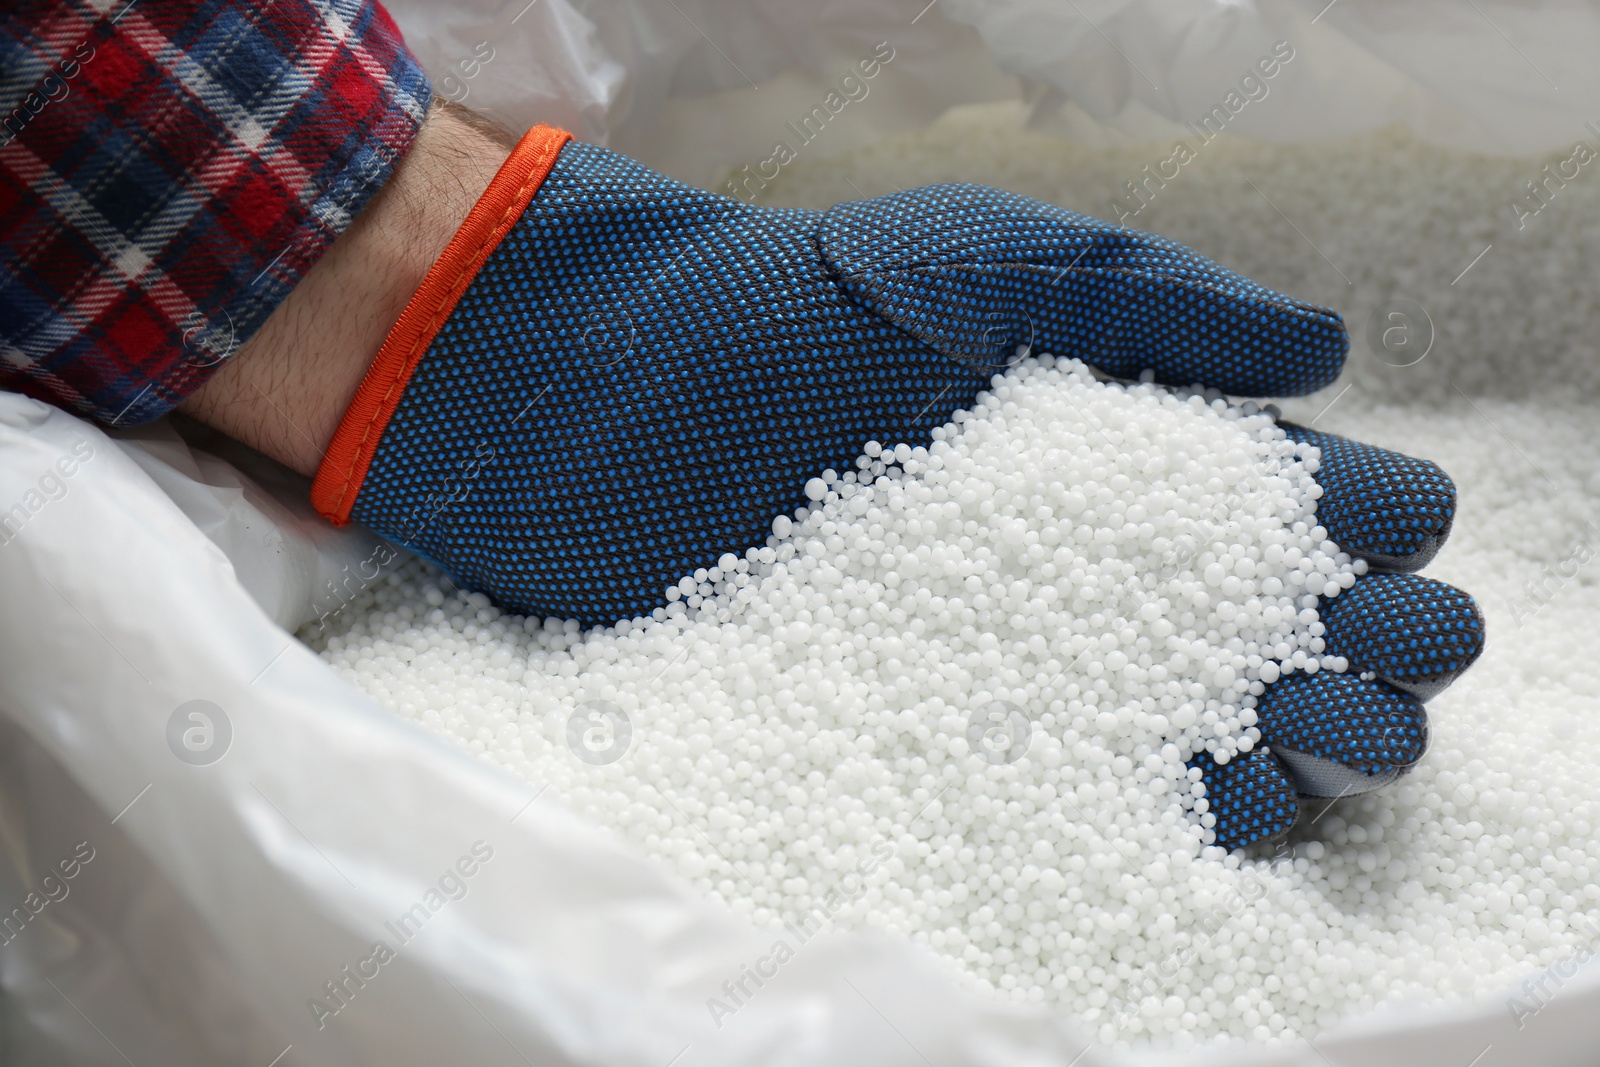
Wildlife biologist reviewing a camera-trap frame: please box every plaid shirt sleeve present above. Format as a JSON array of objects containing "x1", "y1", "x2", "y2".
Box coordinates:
[{"x1": 0, "y1": 0, "x2": 431, "y2": 426}]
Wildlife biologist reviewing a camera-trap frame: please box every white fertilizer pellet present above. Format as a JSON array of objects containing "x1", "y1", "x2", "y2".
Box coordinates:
[{"x1": 306, "y1": 123, "x2": 1600, "y2": 1050}]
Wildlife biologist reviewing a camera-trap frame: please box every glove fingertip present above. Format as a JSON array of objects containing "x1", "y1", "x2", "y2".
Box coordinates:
[
  {"x1": 1190, "y1": 749, "x2": 1301, "y2": 851},
  {"x1": 1281, "y1": 423, "x2": 1458, "y2": 571},
  {"x1": 1255, "y1": 669, "x2": 1429, "y2": 777},
  {"x1": 1319, "y1": 574, "x2": 1485, "y2": 701}
]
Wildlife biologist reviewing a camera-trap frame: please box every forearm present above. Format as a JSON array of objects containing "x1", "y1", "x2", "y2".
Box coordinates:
[{"x1": 178, "y1": 102, "x2": 514, "y2": 477}]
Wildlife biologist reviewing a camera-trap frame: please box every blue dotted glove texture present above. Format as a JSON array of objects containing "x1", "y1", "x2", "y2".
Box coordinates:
[
  {"x1": 1194, "y1": 428, "x2": 1483, "y2": 849},
  {"x1": 343, "y1": 138, "x2": 1482, "y2": 849}
]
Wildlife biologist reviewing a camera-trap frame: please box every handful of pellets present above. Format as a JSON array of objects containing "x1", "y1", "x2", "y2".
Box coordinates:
[{"x1": 315, "y1": 356, "x2": 1362, "y2": 1023}]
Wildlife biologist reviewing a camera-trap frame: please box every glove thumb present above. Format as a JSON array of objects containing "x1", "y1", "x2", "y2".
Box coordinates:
[{"x1": 819, "y1": 182, "x2": 1347, "y2": 397}]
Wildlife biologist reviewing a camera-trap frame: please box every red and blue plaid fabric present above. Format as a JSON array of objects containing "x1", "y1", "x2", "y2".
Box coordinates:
[{"x1": 0, "y1": 0, "x2": 430, "y2": 425}]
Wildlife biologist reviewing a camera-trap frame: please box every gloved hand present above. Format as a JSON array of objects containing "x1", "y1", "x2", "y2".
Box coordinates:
[{"x1": 310, "y1": 126, "x2": 1482, "y2": 848}]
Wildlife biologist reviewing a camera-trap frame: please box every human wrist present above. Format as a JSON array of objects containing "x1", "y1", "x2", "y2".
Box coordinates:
[{"x1": 178, "y1": 100, "x2": 515, "y2": 477}]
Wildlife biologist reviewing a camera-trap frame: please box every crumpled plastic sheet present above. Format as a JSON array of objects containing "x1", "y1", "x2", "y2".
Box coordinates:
[
  {"x1": 941, "y1": 0, "x2": 1600, "y2": 156},
  {"x1": 397, "y1": 0, "x2": 1600, "y2": 191}
]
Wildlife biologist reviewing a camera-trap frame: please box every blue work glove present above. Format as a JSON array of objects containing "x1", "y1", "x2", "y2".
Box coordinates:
[{"x1": 311, "y1": 126, "x2": 1482, "y2": 849}]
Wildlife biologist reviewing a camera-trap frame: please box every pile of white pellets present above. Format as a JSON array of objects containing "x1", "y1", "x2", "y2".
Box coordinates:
[
  {"x1": 315, "y1": 360, "x2": 1362, "y2": 1042},
  {"x1": 306, "y1": 121, "x2": 1600, "y2": 1051}
]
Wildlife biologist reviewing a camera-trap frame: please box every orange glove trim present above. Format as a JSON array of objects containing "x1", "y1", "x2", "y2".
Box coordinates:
[{"x1": 311, "y1": 124, "x2": 573, "y2": 525}]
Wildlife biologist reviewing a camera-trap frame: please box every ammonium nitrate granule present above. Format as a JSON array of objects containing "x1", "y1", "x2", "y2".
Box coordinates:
[{"x1": 309, "y1": 357, "x2": 1374, "y2": 1042}]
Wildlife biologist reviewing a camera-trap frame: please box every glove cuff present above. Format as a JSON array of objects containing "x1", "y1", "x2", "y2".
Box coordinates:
[{"x1": 311, "y1": 124, "x2": 572, "y2": 525}]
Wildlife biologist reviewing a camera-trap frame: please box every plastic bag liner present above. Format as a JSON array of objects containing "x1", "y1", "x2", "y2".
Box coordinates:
[
  {"x1": 5, "y1": 2, "x2": 1600, "y2": 1063},
  {"x1": 396, "y1": 0, "x2": 1600, "y2": 189}
]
